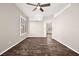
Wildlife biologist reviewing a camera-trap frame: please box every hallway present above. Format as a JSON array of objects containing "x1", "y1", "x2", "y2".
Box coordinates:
[{"x1": 1, "y1": 37, "x2": 79, "y2": 56}]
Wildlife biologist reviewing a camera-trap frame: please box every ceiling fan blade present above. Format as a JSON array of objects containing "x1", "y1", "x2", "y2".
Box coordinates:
[
  {"x1": 32, "y1": 7, "x2": 37, "y2": 11},
  {"x1": 32, "y1": 4, "x2": 38, "y2": 11},
  {"x1": 40, "y1": 3, "x2": 50, "y2": 7},
  {"x1": 40, "y1": 7, "x2": 44, "y2": 12},
  {"x1": 26, "y1": 3, "x2": 36, "y2": 6}
]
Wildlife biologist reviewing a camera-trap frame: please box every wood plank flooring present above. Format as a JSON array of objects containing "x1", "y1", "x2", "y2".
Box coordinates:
[{"x1": 1, "y1": 37, "x2": 79, "y2": 56}]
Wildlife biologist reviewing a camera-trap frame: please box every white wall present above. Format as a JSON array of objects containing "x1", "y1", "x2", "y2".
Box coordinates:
[
  {"x1": 52, "y1": 4, "x2": 79, "y2": 53},
  {"x1": 0, "y1": 4, "x2": 28, "y2": 54},
  {"x1": 28, "y1": 21, "x2": 44, "y2": 37}
]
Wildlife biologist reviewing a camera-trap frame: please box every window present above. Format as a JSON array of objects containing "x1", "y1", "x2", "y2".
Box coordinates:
[{"x1": 20, "y1": 16, "x2": 27, "y2": 36}]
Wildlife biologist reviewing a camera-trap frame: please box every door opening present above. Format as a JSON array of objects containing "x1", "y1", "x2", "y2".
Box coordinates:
[{"x1": 46, "y1": 22, "x2": 52, "y2": 39}]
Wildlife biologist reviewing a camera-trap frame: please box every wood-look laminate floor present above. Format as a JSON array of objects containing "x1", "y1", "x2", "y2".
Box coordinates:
[{"x1": 1, "y1": 37, "x2": 79, "y2": 56}]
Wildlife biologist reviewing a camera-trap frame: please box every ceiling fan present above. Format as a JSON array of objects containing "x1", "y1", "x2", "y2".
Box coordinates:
[{"x1": 26, "y1": 3, "x2": 51, "y2": 12}]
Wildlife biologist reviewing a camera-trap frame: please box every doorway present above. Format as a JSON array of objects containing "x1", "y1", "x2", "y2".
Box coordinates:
[{"x1": 46, "y1": 22, "x2": 52, "y2": 39}]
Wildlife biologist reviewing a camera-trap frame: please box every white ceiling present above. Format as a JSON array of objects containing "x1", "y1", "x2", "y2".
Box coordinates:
[{"x1": 16, "y1": 3, "x2": 68, "y2": 18}]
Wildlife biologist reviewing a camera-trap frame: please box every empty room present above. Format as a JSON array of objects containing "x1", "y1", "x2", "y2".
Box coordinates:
[{"x1": 0, "y1": 3, "x2": 79, "y2": 56}]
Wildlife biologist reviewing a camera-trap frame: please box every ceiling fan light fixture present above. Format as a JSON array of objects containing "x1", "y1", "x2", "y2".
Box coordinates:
[
  {"x1": 37, "y1": 6, "x2": 40, "y2": 9},
  {"x1": 26, "y1": 3, "x2": 51, "y2": 12}
]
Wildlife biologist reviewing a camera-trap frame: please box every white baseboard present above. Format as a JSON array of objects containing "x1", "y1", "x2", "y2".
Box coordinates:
[
  {"x1": 52, "y1": 38, "x2": 79, "y2": 54},
  {"x1": 0, "y1": 37, "x2": 28, "y2": 55}
]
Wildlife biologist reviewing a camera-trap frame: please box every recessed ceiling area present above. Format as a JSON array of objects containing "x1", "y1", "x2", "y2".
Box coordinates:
[{"x1": 16, "y1": 3, "x2": 69, "y2": 20}]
